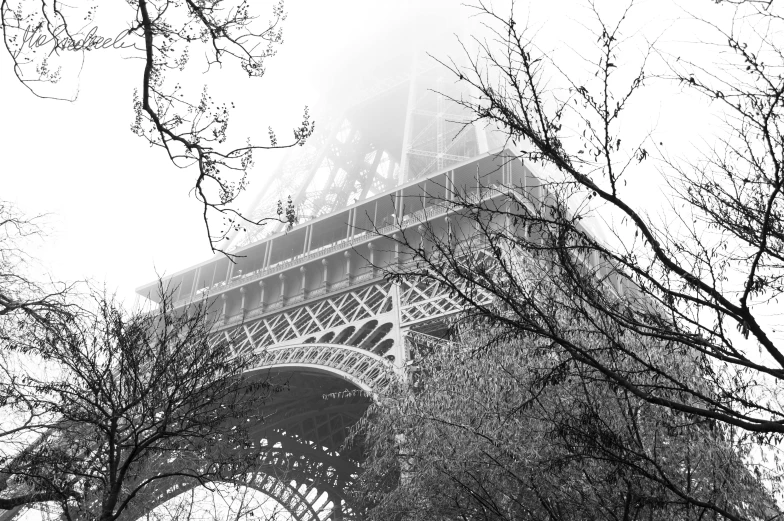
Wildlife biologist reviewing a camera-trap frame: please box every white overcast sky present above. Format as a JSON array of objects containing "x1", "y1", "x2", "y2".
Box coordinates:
[{"x1": 0, "y1": 0, "x2": 726, "y2": 306}]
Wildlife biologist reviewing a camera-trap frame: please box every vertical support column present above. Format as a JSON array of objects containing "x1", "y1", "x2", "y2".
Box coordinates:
[
  {"x1": 258, "y1": 280, "x2": 266, "y2": 312},
  {"x1": 344, "y1": 251, "x2": 352, "y2": 282},
  {"x1": 210, "y1": 262, "x2": 218, "y2": 289},
  {"x1": 221, "y1": 294, "x2": 228, "y2": 323},
  {"x1": 399, "y1": 56, "x2": 418, "y2": 184},
  {"x1": 239, "y1": 287, "x2": 246, "y2": 319},
  {"x1": 190, "y1": 267, "x2": 201, "y2": 299},
  {"x1": 504, "y1": 183, "x2": 512, "y2": 235},
  {"x1": 473, "y1": 165, "x2": 482, "y2": 237},
  {"x1": 263, "y1": 239, "x2": 273, "y2": 268},
  {"x1": 346, "y1": 208, "x2": 353, "y2": 240},
  {"x1": 279, "y1": 273, "x2": 286, "y2": 303},
  {"x1": 299, "y1": 266, "x2": 307, "y2": 296},
  {"x1": 322, "y1": 259, "x2": 329, "y2": 288},
  {"x1": 303, "y1": 225, "x2": 311, "y2": 255},
  {"x1": 436, "y1": 76, "x2": 445, "y2": 172},
  {"x1": 389, "y1": 282, "x2": 406, "y2": 370},
  {"x1": 368, "y1": 241, "x2": 375, "y2": 276}
]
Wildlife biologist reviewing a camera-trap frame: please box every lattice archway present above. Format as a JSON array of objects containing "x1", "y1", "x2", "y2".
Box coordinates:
[{"x1": 250, "y1": 343, "x2": 398, "y2": 393}]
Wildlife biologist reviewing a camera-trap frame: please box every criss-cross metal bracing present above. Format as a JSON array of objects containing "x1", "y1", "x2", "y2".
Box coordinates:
[
  {"x1": 0, "y1": 50, "x2": 564, "y2": 521},
  {"x1": 213, "y1": 282, "x2": 396, "y2": 357},
  {"x1": 132, "y1": 155, "x2": 534, "y2": 520},
  {"x1": 123, "y1": 50, "x2": 558, "y2": 518},
  {"x1": 399, "y1": 276, "x2": 492, "y2": 326}
]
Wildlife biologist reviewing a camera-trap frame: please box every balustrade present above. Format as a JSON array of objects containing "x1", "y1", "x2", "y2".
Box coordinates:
[{"x1": 177, "y1": 184, "x2": 515, "y2": 309}]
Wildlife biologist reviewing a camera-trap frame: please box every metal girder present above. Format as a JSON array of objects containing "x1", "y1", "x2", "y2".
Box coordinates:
[
  {"x1": 406, "y1": 148, "x2": 470, "y2": 163},
  {"x1": 2, "y1": 59, "x2": 525, "y2": 521},
  {"x1": 220, "y1": 283, "x2": 395, "y2": 355},
  {"x1": 254, "y1": 342, "x2": 396, "y2": 393}
]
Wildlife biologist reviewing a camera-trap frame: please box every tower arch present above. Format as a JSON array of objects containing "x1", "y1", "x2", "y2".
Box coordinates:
[{"x1": 133, "y1": 50, "x2": 541, "y2": 521}]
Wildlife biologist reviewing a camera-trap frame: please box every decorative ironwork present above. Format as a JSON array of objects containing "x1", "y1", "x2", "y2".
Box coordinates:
[
  {"x1": 254, "y1": 343, "x2": 396, "y2": 392},
  {"x1": 399, "y1": 275, "x2": 492, "y2": 326},
  {"x1": 214, "y1": 282, "x2": 395, "y2": 355},
  {"x1": 0, "y1": 59, "x2": 544, "y2": 521}
]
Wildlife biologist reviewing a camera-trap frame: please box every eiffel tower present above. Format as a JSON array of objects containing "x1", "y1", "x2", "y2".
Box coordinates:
[{"x1": 130, "y1": 53, "x2": 546, "y2": 520}]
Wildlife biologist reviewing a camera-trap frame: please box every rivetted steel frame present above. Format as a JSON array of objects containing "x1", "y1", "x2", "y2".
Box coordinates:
[
  {"x1": 103, "y1": 58, "x2": 540, "y2": 519},
  {"x1": 228, "y1": 62, "x2": 487, "y2": 250},
  {"x1": 119, "y1": 388, "x2": 371, "y2": 521},
  {"x1": 131, "y1": 147, "x2": 537, "y2": 520},
  {"x1": 0, "y1": 150, "x2": 534, "y2": 521},
  {"x1": 0, "y1": 51, "x2": 549, "y2": 521}
]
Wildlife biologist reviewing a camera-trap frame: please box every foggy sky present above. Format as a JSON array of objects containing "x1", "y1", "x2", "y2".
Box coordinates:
[{"x1": 1, "y1": 0, "x2": 715, "y2": 306}]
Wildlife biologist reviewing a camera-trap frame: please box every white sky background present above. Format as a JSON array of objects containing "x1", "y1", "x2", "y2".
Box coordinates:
[{"x1": 0, "y1": 0, "x2": 732, "y2": 305}]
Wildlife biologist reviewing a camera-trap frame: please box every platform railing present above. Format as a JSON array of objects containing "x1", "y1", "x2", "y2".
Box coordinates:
[{"x1": 176, "y1": 187, "x2": 514, "y2": 309}]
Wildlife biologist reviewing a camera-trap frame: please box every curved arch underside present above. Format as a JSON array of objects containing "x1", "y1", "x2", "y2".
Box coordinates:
[
  {"x1": 251, "y1": 342, "x2": 396, "y2": 393},
  {"x1": 121, "y1": 369, "x2": 372, "y2": 521}
]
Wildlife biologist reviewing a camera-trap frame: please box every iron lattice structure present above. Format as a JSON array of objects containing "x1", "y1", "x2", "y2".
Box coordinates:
[
  {"x1": 0, "y1": 55, "x2": 555, "y2": 521},
  {"x1": 129, "y1": 59, "x2": 543, "y2": 520},
  {"x1": 0, "y1": 54, "x2": 585, "y2": 519},
  {"x1": 229, "y1": 59, "x2": 505, "y2": 250},
  {"x1": 0, "y1": 58, "x2": 587, "y2": 521}
]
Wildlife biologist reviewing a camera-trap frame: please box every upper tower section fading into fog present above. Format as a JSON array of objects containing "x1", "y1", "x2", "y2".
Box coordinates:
[{"x1": 227, "y1": 3, "x2": 502, "y2": 250}]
